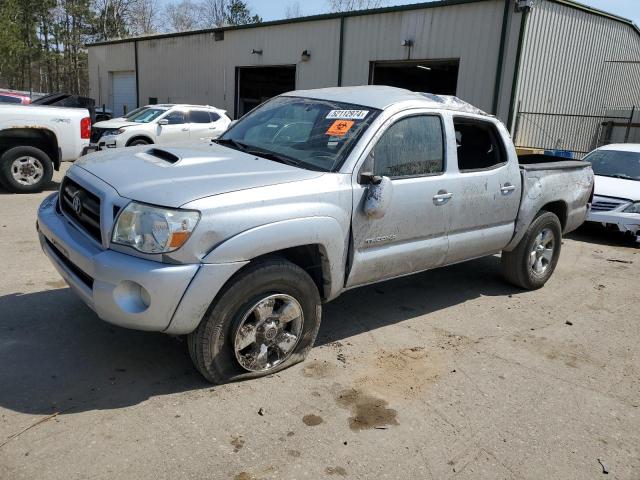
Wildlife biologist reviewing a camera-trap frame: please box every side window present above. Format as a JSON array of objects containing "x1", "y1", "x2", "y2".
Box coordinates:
[
  {"x1": 164, "y1": 111, "x2": 186, "y2": 125},
  {"x1": 209, "y1": 111, "x2": 221, "y2": 122},
  {"x1": 189, "y1": 110, "x2": 212, "y2": 123},
  {"x1": 372, "y1": 115, "x2": 444, "y2": 178},
  {"x1": 454, "y1": 118, "x2": 506, "y2": 171}
]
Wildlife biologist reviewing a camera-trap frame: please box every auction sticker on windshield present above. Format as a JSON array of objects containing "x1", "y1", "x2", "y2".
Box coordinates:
[
  {"x1": 326, "y1": 110, "x2": 369, "y2": 120},
  {"x1": 326, "y1": 120, "x2": 355, "y2": 136}
]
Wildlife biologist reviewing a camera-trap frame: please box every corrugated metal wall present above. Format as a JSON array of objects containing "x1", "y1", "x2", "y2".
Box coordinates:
[
  {"x1": 513, "y1": 0, "x2": 640, "y2": 155},
  {"x1": 88, "y1": 42, "x2": 135, "y2": 110},
  {"x1": 88, "y1": 0, "x2": 515, "y2": 119}
]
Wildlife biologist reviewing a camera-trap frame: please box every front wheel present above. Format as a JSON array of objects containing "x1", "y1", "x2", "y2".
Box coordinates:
[
  {"x1": 501, "y1": 211, "x2": 562, "y2": 290},
  {"x1": 0, "y1": 146, "x2": 53, "y2": 193},
  {"x1": 188, "y1": 259, "x2": 322, "y2": 384}
]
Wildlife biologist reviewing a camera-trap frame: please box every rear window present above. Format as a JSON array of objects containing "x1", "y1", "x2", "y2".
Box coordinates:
[
  {"x1": 0, "y1": 95, "x2": 22, "y2": 104},
  {"x1": 454, "y1": 118, "x2": 506, "y2": 171},
  {"x1": 189, "y1": 110, "x2": 212, "y2": 123}
]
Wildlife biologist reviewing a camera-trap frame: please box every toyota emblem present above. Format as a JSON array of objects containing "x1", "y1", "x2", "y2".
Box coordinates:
[{"x1": 72, "y1": 193, "x2": 82, "y2": 215}]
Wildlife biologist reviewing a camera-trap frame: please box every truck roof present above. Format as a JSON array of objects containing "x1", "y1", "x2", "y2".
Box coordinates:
[{"x1": 283, "y1": 85, "x2": 489, "y2": 116}]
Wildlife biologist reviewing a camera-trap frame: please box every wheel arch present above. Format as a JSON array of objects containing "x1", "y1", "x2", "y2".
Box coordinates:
[
  {"x1": 0, "y1": 128, "x2": 59, "y2": 169},
  {"x1": 203, "y1": 217, "x2": 347, "y2": 301},
  {"x1": 125, "y1": 135, "x2": 154, "y2": 146}
]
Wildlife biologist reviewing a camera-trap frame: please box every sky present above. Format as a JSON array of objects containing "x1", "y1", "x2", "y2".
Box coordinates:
[{"x1": 245, "y1": 0, "x2": 640, "y2": 26}]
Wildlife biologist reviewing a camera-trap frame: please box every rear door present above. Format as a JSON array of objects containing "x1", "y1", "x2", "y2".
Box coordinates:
[
  {"x1": 111, "y1": 71, "x2": 136, "y2": 116},
  {"x1": 347, "y1": 111, "x2": 452, "y2": 287},
  {"x1": 156, "y1": 110, "x2": 190, "y2": 144},
  {"x1": 188, "y1": 109, "x2": 216, "y2": 139},
  {"x1": 444, "y1": 116, "x2": 521, "y2": 264}
]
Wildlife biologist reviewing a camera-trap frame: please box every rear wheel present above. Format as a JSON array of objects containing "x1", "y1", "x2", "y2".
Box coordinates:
[
  {"x1": 0, "y1": 146, "x2": 53, "y2": 193},
  {"x1": 188, "y1": 259, "x2": 322, "y2": 384},
  {"x1": 501, "y1": 211, "x2": 562, "y2": 289}
]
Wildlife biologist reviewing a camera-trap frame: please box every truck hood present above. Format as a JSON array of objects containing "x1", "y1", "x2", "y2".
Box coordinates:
[
  {"x1": 74, "y1": 142, "x2": 324, "y2": 207},
  {"x1": 594, "y1": 175, "x2": 640, "y2": 202},
  {"x1": 93, "y1": 119, "x2": 140, "y2": 129}
]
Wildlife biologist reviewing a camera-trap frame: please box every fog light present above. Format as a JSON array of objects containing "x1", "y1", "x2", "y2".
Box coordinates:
[{"x1": 113, "y1": 280, "x2": 150, "y2": 314}]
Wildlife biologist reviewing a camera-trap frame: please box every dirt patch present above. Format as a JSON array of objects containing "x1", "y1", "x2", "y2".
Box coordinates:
[
  {"x1": 230, "y1": 435, "x2": 244, "y2": 453},
  {"x1": 325, "y1": 466, "x2": 347, "y2": 476},
  {"x1": 517, "y1": 334, "x2": 600, "y2": 369},
  {"x1": 234, "y1": 473, "x2": 252, "y2": 480},
  {"x1": 302, "y1": 414, "x2": 323, "y2": 426},
  {"x1": 336, "y1": 388, "x2": 398, "y2": 431},
  {"x1": 287, "y1": 449, "x2": 301, "y2": 458},
  {"x1": 302, "y1": 360, "x2": 336, "y2": 379},
  {"x1": 353, "y1": 347, "x2": 442, "y2": 400}
]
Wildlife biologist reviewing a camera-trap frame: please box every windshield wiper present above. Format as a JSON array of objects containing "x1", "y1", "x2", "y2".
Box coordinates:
[
  {"x1": 213, "y1": 138, "x2": 249, "y2": 152},
  {"x1": 243, "y1": 147, "x2": 303, "y2": 168}
]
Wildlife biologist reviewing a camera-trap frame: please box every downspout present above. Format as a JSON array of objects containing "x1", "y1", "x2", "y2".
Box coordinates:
[
  {"x1": 491, "y1": 0, "x2": 511, "y2": 115},
  {"x1": 507, "y1": 6, "x2": 530, "y2": 131},
  {"x1": 337, "y1": 16, "x2": 345, "y2": 86},
  {"x1": 134, "y1": 40, "x2": 140, "y2": 108}
]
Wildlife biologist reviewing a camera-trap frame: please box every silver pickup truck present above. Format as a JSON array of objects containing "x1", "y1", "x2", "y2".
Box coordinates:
[{"x1": 37, "y1": 86, "x2": 594, "y2": 383}]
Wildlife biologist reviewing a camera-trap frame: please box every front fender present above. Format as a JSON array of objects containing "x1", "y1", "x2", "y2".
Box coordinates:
[{"x1": 203, "y1": 216, "x2": 348, "y2": 300}]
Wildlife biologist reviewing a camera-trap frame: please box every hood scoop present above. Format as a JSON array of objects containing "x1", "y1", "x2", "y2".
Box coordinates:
[{"x1": 145, "y1": 148, "x2": 181, "y2": 164}]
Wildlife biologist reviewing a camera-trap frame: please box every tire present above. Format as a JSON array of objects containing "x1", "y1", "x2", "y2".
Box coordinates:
[
  {"x1": 188, "y1": 259, "x2": 322, "y2": 384},
  {"x1": 127, "y1": 138, "x2": 150, "y2": 147},
  {"x1": 0, "y1": 146, "x2": 54, "y2": 194},
  {"x1": 501, "y1": 211, "x2": 562, "y2": 290}
]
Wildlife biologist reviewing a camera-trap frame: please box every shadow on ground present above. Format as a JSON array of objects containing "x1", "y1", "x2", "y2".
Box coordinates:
[
  {"x1": 0, "y1": 256, "x2": 520, "y2": 416},
  {"x1": 0, "y1": 179, "x2": 60, "y2": 195},
  {"x1": 567, "y1": 224, "x2": 638, "y2": 249}
]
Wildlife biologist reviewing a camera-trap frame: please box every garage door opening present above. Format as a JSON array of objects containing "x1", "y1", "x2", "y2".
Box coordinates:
[
  {"x1": 235, "y1": 65, "x2": 296, "y2": 118},
  {"x1": 110, "y1": 71, "x2": 137, "y2": 117},
  {"x1": 369, "y1": 60, "x2": 459, "y2": 95}
]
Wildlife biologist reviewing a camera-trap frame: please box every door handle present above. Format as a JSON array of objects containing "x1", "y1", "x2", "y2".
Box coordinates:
[
  {"x1": 500, "y1": 184, "x2": 517, "y2": 195},
  {"x1": 181, "y1": 127, "x2": 189, "y2": 131},
  {"x1": 433, "y1": 190, "x2": 453, "y2": 205}
]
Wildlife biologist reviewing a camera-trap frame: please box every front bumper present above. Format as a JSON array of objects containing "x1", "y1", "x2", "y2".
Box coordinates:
[
  {"x1": 37, "y1": 193, "x2": 247, "y2": 333},
  {"x1": 586, "y1": 209, "x2": 640, "y2": 240},
  {"x1": 83, "y1": 135, "x2": 122, "y2": 154}
]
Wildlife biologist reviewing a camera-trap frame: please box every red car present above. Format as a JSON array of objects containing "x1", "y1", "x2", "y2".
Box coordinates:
[{"x1": 0, "y1": 90, "x2": 31, "y2": 105}]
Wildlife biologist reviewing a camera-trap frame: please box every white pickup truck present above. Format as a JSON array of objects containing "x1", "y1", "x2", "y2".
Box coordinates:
[
  {"x1": 37, "y1": 86, "x2": 594, "y2": 383},
  {"x1": 0, "y1": 104, "x2": 91, "y2": 193}
]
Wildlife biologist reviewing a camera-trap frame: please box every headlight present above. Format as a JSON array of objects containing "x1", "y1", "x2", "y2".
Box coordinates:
[
  {"x1": 117, "y1": 128, "x2": 127, "y2": 134},
  {"x1": 623, "y1": 202, "x2": 640, "y2": 214},
  {"x1": 112, "y1": 202, "x2": 200, "y2": 253}
]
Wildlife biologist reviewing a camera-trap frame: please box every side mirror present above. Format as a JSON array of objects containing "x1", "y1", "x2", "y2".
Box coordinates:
[
  {"x1": 363, "y1": 174, "x2": 393, "y2": 219},
  {"x1": 158, "y1": 119, "x2": 169, "y2": 126},
  {"x1": 358, "y1": 171, "x2": 383, "y2": 185}
]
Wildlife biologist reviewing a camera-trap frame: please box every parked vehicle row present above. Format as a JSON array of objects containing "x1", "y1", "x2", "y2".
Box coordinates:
[
  {"x1": 36, "y1": 86, "x2": 595, "y2": 383},
  {"x1": 88, "y1": 104, "x2": 231, "y2": 151}
]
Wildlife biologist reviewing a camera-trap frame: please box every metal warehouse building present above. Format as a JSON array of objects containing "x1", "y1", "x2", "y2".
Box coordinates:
[{"x1": 88, "y1": 0, "x2": 640, "y2": 156}]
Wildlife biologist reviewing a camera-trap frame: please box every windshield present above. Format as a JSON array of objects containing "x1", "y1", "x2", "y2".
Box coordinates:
[
  {"x1": 218, "y1": 96, "x2": 380, "y2": 172},
  {"x1": 127, "y1": 108, "x2": 166, "y2": 123},
  {"x1": 0, "y1": 95, "x2": 22, "y2": 104},
  {"x1": 123, "y1": 106, "x2": 147, "y2": 119},
  {"x1": 584, "y1": 149, "x2": 640, "y2": 181}
]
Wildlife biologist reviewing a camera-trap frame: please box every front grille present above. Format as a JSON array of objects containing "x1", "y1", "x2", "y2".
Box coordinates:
[
  {"x1": 591, "y1": 196, "x2": 628, "y2": 212},
  {"x1": 60, "y1": 177, "x2": 102, "y2": 242},
  {"x1": 90, "y1": 127, "x2": 107, "y2": 143},
  {"x1": 45, "y1": 238, "x2": 94, "y2": 289}
]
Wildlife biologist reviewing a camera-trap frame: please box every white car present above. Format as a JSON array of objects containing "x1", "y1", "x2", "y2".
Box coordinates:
[
  {"x1": 89, "y1": 104, "x2": 231, "y2": 150},
  {"x1": 585, "y1": 143, "x2": 640, "y2": 243}
]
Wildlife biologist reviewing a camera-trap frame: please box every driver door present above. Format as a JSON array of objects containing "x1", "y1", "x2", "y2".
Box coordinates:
[
  {"x1": 156, "y1": 110, "x2": 190, "y2": 144},
  {"x1": 346, "y1": 112, "x2": 451, "y2": 287}
]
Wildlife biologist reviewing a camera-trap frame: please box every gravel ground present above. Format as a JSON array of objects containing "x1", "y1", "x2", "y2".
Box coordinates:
[{"x1": 0, "y1": 164, "x2": 638, "y2": 480}]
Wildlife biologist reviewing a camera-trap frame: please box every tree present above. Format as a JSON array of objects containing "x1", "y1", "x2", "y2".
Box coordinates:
[
  {"x1": 327, "y1": 0, "x2": 386, "y2": 12},
  {"x1": 200, "y1": 0, "x2": 227, "y2": 27},
  {"x1": 93, "y1": 0, "x2": 130, "y2": 40},
  {"x1": 224, "y1": 0, "x2": 260, "y2": 25},
  {"x1": 164, "y1": 0, "x2": 201, "y2": 32},
  {"x1": 285, "y1": 1, "x2": 302, "y2": 19},
  {"x1": 128, "y1": 0, "x2": 160, "y2": 35}
]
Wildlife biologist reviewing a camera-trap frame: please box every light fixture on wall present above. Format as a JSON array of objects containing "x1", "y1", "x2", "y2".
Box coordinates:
[
  {"x1": 401, "y1": 39, "x2": 413, "y2": 47},
  {"x1": 251, "y1": 48, "x2": 263, "y2": 55},
  {"x1": 301, "y1": 50, "x2": 311, "y2": 61}
]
